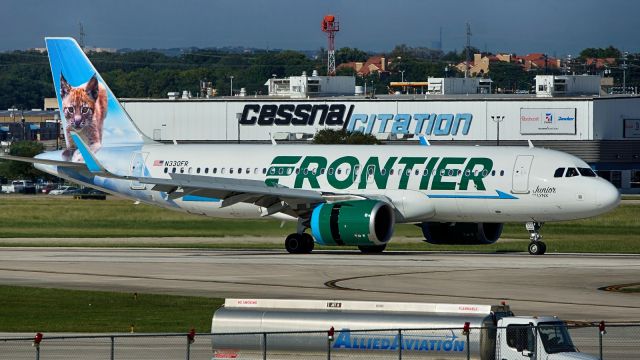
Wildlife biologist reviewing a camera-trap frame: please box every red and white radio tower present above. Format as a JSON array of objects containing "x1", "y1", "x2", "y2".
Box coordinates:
[{"x1": 321, "y1": 14, "x2": 339, "y2": 76}]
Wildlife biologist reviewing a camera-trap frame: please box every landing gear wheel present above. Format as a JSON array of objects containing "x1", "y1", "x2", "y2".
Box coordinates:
[
  {"x1": 358, "y1": 244, "x2": 387, "y2": 253},
  {"x1": 285, "y1": 233, "x2": 314, "y2": 254},
  {"x1": 300, "y1": 233, "x2": 315, "y2": 253},
  {"x1": 528, "y1": 241, "x2": 546, "y2": 255},
  {"x1": 285, "y1": 234, "x2": 303, "y2": 254}
]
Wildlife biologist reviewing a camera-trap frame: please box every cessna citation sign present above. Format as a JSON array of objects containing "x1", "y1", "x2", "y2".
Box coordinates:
[{"x1": 239, "y1": 104, "x2": 473, "y2": 136}]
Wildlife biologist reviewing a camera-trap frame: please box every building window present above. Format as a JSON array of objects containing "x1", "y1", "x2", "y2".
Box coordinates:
[{"x1": 631, "y1": 170, "x2": 640, "y2": 188}]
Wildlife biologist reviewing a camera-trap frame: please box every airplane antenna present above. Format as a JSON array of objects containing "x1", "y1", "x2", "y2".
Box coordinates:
[
  {"x1": 528, "y1": 140, "x2": 534, "y2": 148},
  {"x1": 270, "y1": 132, "x2": 277, "y2": 146}
]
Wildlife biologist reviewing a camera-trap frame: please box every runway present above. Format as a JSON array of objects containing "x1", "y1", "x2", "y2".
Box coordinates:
[{"x1": 0, "y1": 247, "x2": 639, "y2": 321}]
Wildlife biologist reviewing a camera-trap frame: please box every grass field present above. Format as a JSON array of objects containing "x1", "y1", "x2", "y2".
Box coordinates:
[
  {"x1": 0, "y1": 195, "x2": 638, "y2": 253},
  {"x1": 0, "y1": 285, "x2": 223, "y2": 332}
]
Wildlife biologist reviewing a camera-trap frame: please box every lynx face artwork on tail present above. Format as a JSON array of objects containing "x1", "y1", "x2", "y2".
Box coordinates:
[{"x1": 60, "y1": 73, "x2": 107, "y2": 161}]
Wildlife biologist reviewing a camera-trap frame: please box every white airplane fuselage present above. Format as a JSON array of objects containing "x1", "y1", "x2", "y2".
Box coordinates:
[{"x1": 36, "y1": 143, "x2": 620, "y2": 224}]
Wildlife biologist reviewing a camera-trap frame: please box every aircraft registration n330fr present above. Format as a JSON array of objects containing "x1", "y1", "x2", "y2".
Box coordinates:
[{"x1": 3, "y1": 38, "x2": 620, "y2": 255}]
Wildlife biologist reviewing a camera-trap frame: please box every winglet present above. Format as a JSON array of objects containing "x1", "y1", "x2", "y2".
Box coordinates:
[{"x1": 418, "y1": 135, "x2": 431, "y2": 146}]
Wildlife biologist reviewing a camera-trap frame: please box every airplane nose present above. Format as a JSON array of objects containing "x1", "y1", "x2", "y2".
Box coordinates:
[{"x1": 596, "y1": 180, "x2": 620, "y2": 212}]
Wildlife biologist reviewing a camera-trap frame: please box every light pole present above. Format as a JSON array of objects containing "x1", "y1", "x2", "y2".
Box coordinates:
[
  {"x1": 444, "y1": 66, "x2": 449, "y2": 78},
  {"x1": 229, "y1": 76, "x2": 234, "y2": 96},
  {"x1": 491, "y1": 115, "x2": 504, "y2": 146},
  {"x1": 622, "y1": 52, "x2": 628, "y2": 94}
]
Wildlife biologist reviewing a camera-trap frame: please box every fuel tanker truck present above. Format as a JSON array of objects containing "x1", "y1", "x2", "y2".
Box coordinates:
[{"x1": 211, "y1": 299, "x2": 598, "y2": 360}]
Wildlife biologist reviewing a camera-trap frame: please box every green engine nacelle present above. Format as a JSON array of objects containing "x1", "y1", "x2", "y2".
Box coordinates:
[{"x1": 310, "y1": 200, "x2": 395, "y2": 246}]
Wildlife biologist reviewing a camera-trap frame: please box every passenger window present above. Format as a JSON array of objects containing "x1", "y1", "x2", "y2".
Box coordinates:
[
  {"x1": 390, "y1": 169, "x2": 394, "y2": 175},
  {"x1": 278, "y1": 168, "x2": 284, "y2": 175},
  {"x1": 406, "y1": 169, "x2": 411, "y2": 176},
  {"x1": 440, "y1": 169, "x2": 445, "y2": 176},
  {"x1": 180, "y1": 168, "x2": 184, "y2": 174},
  {"x1": 205, "y1": 168, "x2": 209, "y2": 174},
  {"x1": 337, "y1": 169, "x2": 342, "y2": 175},
  {"x1": 381, "y1": 168, "x2": 386, "y2": 175},
  {"x1": 329, "y1": 168, "x2": 334, "y2": 175},
  {"x1": 213, "y1": 168, "x2": 217, "y2": 174},
  {"x1": 320, "y1": 168, "x2": 325, "y2": 175},
  {"x1": 295, "y1": 168, "x2": 300, "y2": 174},
  {"x1": 246, "y1": 168, "x2": 250, "y2": 174},
  {"x1": 491, "y1": 170, "x2": 496, "y2": 176},
  {"x1": 230, "y1": 168, "x2": 234, "y2": 174},
  {"x1": 196, "y1": 168, "x2": 201, "y2": 174},
  {"x1": 554, "y1": 168, "x2": 565, "y2": 178},
  {"x1": 172, "y1": 167, "x2": 176, "y2": 173},
  {"x1": 423, "y1": 169, "x2": 429, "y2": 176},
  {"x1": 163, "y1": 168, "x2": 168, "y2": 174},
  {"x1": 500, "y1": 170, "x2": 505, "y2": 176},
  {"x1": 566, "y1": 168, "x2": 579, "y2": 177},
  {"x1": 254, "y1": 168, "x2": 259, "y2": 174},
  {"x1": 482, "y1": 170, "x2": 488, "y2": 177},
  {"x1": 221, "y1": 168, "x2": 226, "y2": 174},
  {"x1": 262, "y1": 168, "x2": 267, "y2": 174}
]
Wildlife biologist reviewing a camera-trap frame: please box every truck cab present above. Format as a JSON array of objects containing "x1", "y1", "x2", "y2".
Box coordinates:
[{"x1": 496, "y1": 316, "x2": 597, "y2": 360}]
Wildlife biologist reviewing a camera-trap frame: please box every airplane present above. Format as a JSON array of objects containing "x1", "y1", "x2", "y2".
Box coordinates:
[{"x1": 1, "y1": 38, "x2": 620, "y2": 255}]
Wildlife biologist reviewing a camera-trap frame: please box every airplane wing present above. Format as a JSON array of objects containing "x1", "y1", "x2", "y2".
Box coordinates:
[
  {"x1": 69, "y1": 132, "x2": 369, "y2": 218},
  {"x1": 141, "y1": 173, "x2": 328, "y2": 217}
]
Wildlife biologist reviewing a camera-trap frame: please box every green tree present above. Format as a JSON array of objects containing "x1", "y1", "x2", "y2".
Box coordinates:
[
  {"x1": 579, "y1": 46, "x2": 621, "y2": 59},
  {"x1": 0, "y1": 141, "x2": 47, "y2": 180},
  {"x1": 335, "y1": 47, "x2": 368, "y2": 64},
  {"x1": 488, "y1": 62, "x2": 533, "y2": 92},
  {"x1": 313, "y1": 129, "x2": 380, "y2": 145}
]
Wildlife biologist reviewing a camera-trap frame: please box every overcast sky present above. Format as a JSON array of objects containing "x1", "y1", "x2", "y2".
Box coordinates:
[{"x1": 2, "y1": 0, "x2": 638, "y2": 56}]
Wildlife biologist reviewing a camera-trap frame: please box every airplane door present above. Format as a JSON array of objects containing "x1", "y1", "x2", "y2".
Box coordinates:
[
  {"x1": 512, "y1": 155, "x2": 533, "y2": 194},
  {"x1": 129, "y1": 152, "x2": 149, "y2": 190}
]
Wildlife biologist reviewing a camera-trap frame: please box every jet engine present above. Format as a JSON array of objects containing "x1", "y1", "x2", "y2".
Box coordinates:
[
  {"x1": 420, "y1": 222, "x2": 503, "y2": 245},
  {"x1": 310, "y1": 200, "x2": 395, "y2": 248}
]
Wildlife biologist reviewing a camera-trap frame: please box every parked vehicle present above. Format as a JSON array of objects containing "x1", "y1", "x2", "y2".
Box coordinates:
[
  {"x1": 40, "y1": 184, "x2": 58, "y2": 194},
  {"x1": 11, "y1": 180, "x2": 36, "y2": 194},
  {"x1": 73, "y1": 188, "x2": 107, "y2": 200},
  {"x1": 211, "y1": 299, "x2": 599, "y2": 360},
  {"x1": 49, "y1": 186, "x2": 80, "y2": 195}
]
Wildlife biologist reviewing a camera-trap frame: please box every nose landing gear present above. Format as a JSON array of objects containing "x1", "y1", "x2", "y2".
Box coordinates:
[{"x1": 526, "y1": 221, "x2": 546, "y2": 255}]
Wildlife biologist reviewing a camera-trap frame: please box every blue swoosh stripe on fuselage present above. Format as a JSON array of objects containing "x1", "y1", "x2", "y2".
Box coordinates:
[
  {"x1": 182, "y1": 195, "x2": 220, "y2": 202},
  {"x1": 427, "y1": 190, "x2": 518, "y2": 200}
]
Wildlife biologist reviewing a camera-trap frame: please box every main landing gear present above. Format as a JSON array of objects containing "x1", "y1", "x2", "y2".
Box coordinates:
[
  {"x1": 285, "y1": 219, "x2": 315, "y2": 254},
  {"x1": 284, "y1": 233, "x2": 314, "y2": 254},
  {"x1": 526, "y1": 221, "x2": 546, "y2": 255}
]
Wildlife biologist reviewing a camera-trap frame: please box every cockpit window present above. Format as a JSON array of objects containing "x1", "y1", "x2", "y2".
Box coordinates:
[
  {"x1": 566, "y1": 168, "x2": 579, "y2": 177},
  {"x1": 554, "y1": 168, "x2": 565, "y2": 178},
  {"x1": 578, "y1": 168, "x2": 596, "y2": 177}
]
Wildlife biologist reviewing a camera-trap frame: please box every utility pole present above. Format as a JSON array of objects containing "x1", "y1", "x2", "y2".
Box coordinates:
[
  {"x1": 229, "y1": 76, "x2": 234, "y2": 96},
  {"x1": 465, "y1": 23, "x2": 472, "y2": 78}
]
